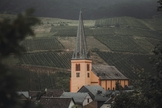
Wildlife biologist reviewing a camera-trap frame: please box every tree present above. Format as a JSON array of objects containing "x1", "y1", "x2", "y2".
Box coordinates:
[
  {"x1": 157, "y1": 0, "x2": 162, "y2": 11},
  {"x1": 0, "y1": 9, "x2": 40, "y2": 108}
]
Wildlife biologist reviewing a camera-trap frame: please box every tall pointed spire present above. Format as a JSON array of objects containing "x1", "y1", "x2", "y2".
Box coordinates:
[{"x1": 72, "y1": 11, "x2": 90, "y2": 59}]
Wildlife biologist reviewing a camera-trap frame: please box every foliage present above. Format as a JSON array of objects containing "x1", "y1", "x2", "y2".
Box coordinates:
[
  {"x1": 0, "y1": 8, "x2": 40, "y2": 108},
  {"x1": 0, "y1": 8, "x2": 40, "y2": 58},
  {"x1": 157, "y1": 0, "x2": 162, "y2": 11},
  {"x1": 111, "y1": 91, "x2": 154, "y2": 108}
]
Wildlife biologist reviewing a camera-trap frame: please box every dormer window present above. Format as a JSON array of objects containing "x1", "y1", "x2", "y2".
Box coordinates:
[{"x1": 76, "y1": 64, "x2": 80, "y2": 71}]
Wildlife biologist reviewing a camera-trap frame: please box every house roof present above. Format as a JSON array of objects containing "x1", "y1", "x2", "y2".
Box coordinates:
[
  {"x1": 80, "y1": 85, "x2": 106, "y2": 96},
  {"x1": 17, "y1": 91, "x2": 29, "y2": 98},
  {"x1": 94, "y1": 94, "x2": 109, "y2": 101},
  {"x1": 40, "y1": 97, "x2": 74, "y2": 108},
  {"x1": 60, "y1": 92, "x2": 89, "y2": 104},
  {"x1": 84, "y1": 101, "x2": 98, "y2": 108},
  {"x1": 92, "y1": 65, "x2": 128, "y2": 80},
  {"x1": 29, "y1": 91, "x2": 40, "y2": 98},
  {"x1": 78, "y1": 85, "x2": 107, "y2": 101},
  {"x1": 44, "y1": 89, "x2": 64, "y2": 97}
]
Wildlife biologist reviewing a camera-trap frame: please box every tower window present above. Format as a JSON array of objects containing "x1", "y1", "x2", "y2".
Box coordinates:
[
  {"x1": 87, "y1": 73, "x2": 90, "y2": 78},
  {"x1": 76, "y1": 73, "x2": 80, "y2": 77},
  {"x1": 76, "y1": 64, "x2": 80, "y2": 71},
  {"x1": 87, "y1": 64, "x2": 90, "y2": 71}
]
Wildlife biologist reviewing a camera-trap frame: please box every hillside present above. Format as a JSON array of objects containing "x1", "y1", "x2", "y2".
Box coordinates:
[
  {"x1": 0, "y1": 0, "x2": 160, "y2": 19},
  {"x1": 3, "y1": 15, "x2": 162, "y2": 91}
]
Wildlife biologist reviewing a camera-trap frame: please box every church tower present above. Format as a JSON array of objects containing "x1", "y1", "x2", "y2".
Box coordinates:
[{"x1": 70, "y1": 11, "x2": 92, "y2": 92}]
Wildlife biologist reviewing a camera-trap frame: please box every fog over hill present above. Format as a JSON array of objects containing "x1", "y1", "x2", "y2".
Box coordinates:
[{"x1": 0, "y1": 0, "x2": 160, "y2": 19}]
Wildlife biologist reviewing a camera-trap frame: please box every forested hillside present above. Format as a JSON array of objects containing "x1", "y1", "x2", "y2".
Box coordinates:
[{"x1": 0, "y1": 0, "x2": 160, "y2": 19}]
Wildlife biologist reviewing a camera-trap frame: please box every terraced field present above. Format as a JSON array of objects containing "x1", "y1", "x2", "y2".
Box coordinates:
[
  {"x1": 96, "y1": 52, "x2": 155, "y2": 80},
  {"x1": 95, "y1": 17, "x2": 149, "y2": 29},
  {"x1": 19, "y1": 52, "x2": 72, "y2": 69},
  {"x1": 21, "y1": 37, "x2": 64, "y2": 51},
  {"x1": 94, "y1": 35, "x2": 148, "y2": 53},
  {"x1": 12, "y1": 67, "x2": 70, "y2": 91}
]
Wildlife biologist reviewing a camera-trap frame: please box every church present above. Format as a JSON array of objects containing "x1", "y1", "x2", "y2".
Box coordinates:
[{"x1": 70, "y1": 11, "x2": 129, "y2": 92}]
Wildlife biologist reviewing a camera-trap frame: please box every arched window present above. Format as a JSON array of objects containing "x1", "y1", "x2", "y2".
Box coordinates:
[
  {"x1": 76, "y1": 64, "x2": 80, "y2": 71},
  {"x1": 87, "y1": 64, "x2": 90, "y2": 71}
]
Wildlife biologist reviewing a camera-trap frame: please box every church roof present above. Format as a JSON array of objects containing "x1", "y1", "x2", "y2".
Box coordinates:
[
  {"x1": 72, "y1": 11, "x2": 90, "y2": 60},
  {"x1": 92, "y1": 65, "x2": 128, "y2": 80}
]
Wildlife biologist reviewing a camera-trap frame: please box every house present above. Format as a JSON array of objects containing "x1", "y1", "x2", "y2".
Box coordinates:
[
  {"x1": 70, "y1": 11, "x2": 129, "y2": 92},
  {"x1": 29, "y1": 91, "x2": 41, "y2": 101},
  {"x1": 60, "y1": 92, "x2": 93, "y2": 107},
  {"x1": 17, "y1": 91, "x2": 30, "y2": 100},
  {"x1": 40, "y1": 97, "x2": 75, "y2": 108},
  {"x1": 100, "y1": 93, "x2": 116, "y2": 108},
  {"x1": 78, "y1": 85, "x2": 106, "y2": 100},
  {"x1": 78, "y1": 85, "x2": 113, "y2": 108}
]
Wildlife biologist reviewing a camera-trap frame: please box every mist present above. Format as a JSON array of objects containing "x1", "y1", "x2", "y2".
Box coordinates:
[{"x1": 0, "y1": 0, "x2": 160, "y2": 19}]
